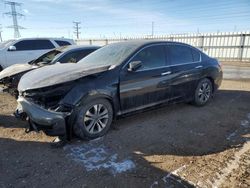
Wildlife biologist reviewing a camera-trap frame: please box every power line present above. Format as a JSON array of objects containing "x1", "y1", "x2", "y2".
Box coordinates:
[
  {"x1": 151, "y1": 21, "x2": 154, "y2": 36},
  {"x1": 0, "y1": 24, "x2": 2, "y2": 42},
  {"x1": 73, "y1": 21, "x2": 81, "y2": 39},
  {"x1": 3, "y1": 1, "x2": 25, "y2": 38}
]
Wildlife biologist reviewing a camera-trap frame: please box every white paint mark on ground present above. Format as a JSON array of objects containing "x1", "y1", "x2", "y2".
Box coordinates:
[
  {"x1": 212, "y1": 140, "x2": 250, "y2": 188},
  {"x1": 212, "y1": 113, "x2": 250, "y2": 188},
  {"x1": 241, "y1": 120, "x2": 249, "y2": 128},
  {"x1": 226, "y1": 130, "x2": 238, "y2": 141},
  {"x1": 162, "y1": 165, "x2": 187, "y2": 183},
  {"x1": 150, "y1": 181, "x2": 158, "y2": 188},
  {"x1": 228, "y1": 93, "x2": 242, "y2": 104},
  {"x1": 247, "y1": 113, "x2": 250, "y2": 120},
  {"x1": 150, "y1": 164, "x2": 196, "y2": 188},
  {"x1": 64, "y1": 140, "x2": 135, "y2": 175},
  {"x1": 227, "y1": 116, "x2": 250, "y2": 141},
  {"x1": 189, "y1": 130, "x2": 205, "y2": 136}
]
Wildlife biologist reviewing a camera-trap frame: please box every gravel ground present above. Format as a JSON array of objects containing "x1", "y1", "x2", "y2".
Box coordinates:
[{"x1": 0, "y1": 79, "x2": 250, "y2": 188}]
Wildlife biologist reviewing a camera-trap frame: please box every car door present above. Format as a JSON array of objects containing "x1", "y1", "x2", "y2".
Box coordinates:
[
  {"x1": 5, "y1": 39, "x2": 55, "y2": 66},
  {"x1": 119, "y1": 44, "x2": 172, "y2": 112},
  {"x1": 167, "y1": 44, "x2": 203, "y2": 99}
]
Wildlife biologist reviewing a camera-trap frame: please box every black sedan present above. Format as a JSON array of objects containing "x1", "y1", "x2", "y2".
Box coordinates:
[
  {"x1": 16, "y1": 41, "x2": 222, "y2": 140},
  {"x1": 0, "y1": 45, "x2": 99, "y2": 97}
]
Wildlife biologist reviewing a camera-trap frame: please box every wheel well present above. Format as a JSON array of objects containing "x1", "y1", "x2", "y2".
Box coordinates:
[
  {"x1": 206, "y1": 77, "x2": 215, "y2": 92},
  {"x1": 101, "y1": 97, "x2": 116, "y2": 119},
  {"x1": 102, "y1": 96, "x2": 115, "y2": 113}
]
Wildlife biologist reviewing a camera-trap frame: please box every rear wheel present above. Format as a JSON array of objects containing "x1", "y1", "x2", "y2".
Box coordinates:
[
  {"x1": 73, "y1": 98, "x2": 113, "y2": 139},
  {"x1": 193, "y1": 78, "x2": 212, "y2": 106}
]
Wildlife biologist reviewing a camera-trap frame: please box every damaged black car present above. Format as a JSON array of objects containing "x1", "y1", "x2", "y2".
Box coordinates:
[
  {"x1": 0, "y1": 45, "x2": 99, "y2": 97},
  {"x1": 16, "y1": 40, "x2": 223, "y2": 140}
]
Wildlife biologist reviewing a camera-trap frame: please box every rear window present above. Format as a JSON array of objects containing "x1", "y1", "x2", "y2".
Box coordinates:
[
  {"x1": 168, "y1": 45, "x2": 193, "y2": 65},
  {"x1": 192, "y1": 49, "x2": 201, "y2": 62},
  {"x1": 55, "y1": 40, "x2": 71, "y2": 46}
]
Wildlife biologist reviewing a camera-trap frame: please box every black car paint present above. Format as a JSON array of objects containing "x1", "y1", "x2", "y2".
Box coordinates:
[
  {"x1": 20, "y1": 41, "x2": 222, "y2": 137},
  {"x1": 59, "y1": 42, "x2": 221, "y2": 116}
]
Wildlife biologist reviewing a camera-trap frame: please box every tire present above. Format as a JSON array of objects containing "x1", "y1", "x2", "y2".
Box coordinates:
[
  {"x1": 73, "y1": 98, "x2": 113, "y2": 139},
  {"x1": 193, "y1": 78, "x2": 213, "y2": 106}
]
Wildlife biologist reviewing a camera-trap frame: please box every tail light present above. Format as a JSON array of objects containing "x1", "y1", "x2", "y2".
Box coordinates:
[{"x1": 216, "y1": 59, "x2": 222, "y2": 68}]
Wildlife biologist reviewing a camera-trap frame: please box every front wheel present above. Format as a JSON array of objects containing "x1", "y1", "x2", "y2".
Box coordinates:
[
  {"x1": 193, "y1": 78, "x2": 213, "y2": 106},
  {"x1": 73, "y1": 98, "x2": 113, "y2": 139}
]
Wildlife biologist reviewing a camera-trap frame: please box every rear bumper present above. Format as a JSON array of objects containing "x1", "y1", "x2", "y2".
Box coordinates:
[
  {"x1": 214, "y1": 70, "x2": 223, "y2": 91},
  {"x1": 17, "y1": 97, "x2": 67, "y2": 136}
]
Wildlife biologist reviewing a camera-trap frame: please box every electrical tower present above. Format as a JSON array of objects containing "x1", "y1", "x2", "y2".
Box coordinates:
[
  {"x1": 4, "y1": 1, "x2": 25, "y2": 38},
  {"x1": 73, "y1": 21, "x2": 81, "y2": 39}
]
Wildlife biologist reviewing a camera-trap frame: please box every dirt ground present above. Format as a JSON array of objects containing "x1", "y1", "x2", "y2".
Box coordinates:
[{"x1": 0, "y1": 79, "x2": 250, "y2": 188}]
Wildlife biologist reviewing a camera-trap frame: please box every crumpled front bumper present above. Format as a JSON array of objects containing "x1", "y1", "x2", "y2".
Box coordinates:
[{"x1": 17, "y1": 97, "x2": 68, "y2": 136}]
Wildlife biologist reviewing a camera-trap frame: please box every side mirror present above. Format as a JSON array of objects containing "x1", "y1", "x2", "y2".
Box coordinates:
[
  {"x1": 128, "y1": 61, "x2": 142, "y2": 72},
  {"x1": 8, "y1": 46, "x2": 17, "y2": 51}
]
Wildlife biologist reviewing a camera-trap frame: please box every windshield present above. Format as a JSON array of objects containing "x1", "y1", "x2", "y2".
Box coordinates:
[
  {"x1": 0, "y1": 40, "x2": 15, "y2": 49},
  {"x1": 77, "y1": 42, "x2": 141, "y2": 67}
]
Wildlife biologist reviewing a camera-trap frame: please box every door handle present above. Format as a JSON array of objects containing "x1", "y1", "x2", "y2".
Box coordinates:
[
  {"x1": 195, "y1": 65, "x2": 203, "y2": 69},
  {"x1": 161, "y1": 71, "x2": 171, "y2": 76}
]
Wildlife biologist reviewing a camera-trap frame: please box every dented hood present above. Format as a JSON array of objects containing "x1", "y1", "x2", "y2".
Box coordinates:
[
  {"x1": 18, "y1": 63, "x2": 110, "y2": 91},
  {"x1": 0, "y1": 64, "x2": 38, "y2": 80}
]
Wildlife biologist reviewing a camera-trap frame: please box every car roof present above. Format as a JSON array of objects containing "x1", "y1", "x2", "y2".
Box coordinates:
[
  {"x1": 12, "y1": 37, "x2": 73, "y2": 41},
  {"x1": 112, "y1": 40, "x2": 192, "y2": 47},
  {"x1": 57, "y1": 45, "x2": 100, "y2": 52}
]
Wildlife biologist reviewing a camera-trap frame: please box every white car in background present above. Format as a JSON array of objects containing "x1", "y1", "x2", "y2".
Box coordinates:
[{"x1": 0, "y1": 38, "x2": 75, "y2": 71}]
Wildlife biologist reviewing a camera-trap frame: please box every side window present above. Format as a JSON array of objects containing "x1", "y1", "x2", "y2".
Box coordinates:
[
  {"x1": 55, "y1": 40, "x2": 71, "y2": 46},
  {"x1": 57, "y1": 49, "x2": 95, "y2": 64},
  {"x1": 192, "y1": 49, "x2": 201, "y2": 62},
  {"x1": 131, "y1": 45, "x2": 166, "y2": 70},
  {"x1": 14, "y1": 40, "x2": 34, "y2": 51},
  {"x1": 76, "y1": 49, "x2": 96, "y2": 62},
  {"x1": 168, "y1": 45, "x2": 193, "y2": 65},
  {"x1": 14, "y1": 40, "x2": 55, "y2": 51},
  {"x1": 34, "y1": 40, "x2": 55, "y2": 50}
]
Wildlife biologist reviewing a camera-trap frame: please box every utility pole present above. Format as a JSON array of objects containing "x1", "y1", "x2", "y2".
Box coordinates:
[
  {"x1": 4, "y1": 1, "x2": 25, "y2": 38},
  {"x1": 151, "y1": 21, "x2": 154, "y2": 36},
  {"x1": 73, "y1": 21, "x2": 81, "y2": 39},
  {"x1": 0, "y1": 24, "x2": 2, "y2": 42}
]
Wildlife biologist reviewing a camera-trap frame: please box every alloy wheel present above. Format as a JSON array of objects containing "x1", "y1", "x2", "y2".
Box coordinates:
[
  {"x1": 83, "y1": 104, "x2": 109, "y2": 134},
  {"x1": 198, "y1": 82, "x2": 211, "y2": 103}
]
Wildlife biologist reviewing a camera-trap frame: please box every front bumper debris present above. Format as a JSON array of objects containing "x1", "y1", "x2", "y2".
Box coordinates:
[{"x1": 17, "y1": 97, "x2": 68, "y2": 136}]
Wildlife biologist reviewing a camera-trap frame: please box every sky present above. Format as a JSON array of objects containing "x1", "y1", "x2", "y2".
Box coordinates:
[{"x1": 0, "y1": 0, "x2": 250, "y2": 40}]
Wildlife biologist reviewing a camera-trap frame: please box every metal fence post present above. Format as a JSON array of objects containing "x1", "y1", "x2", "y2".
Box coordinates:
[
  {"x1": 199, "y1": 35, "x2": 204, "y2": 51},
  {"x1": 238, "y1": 34, "x2": 246, "y2": 61}
]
